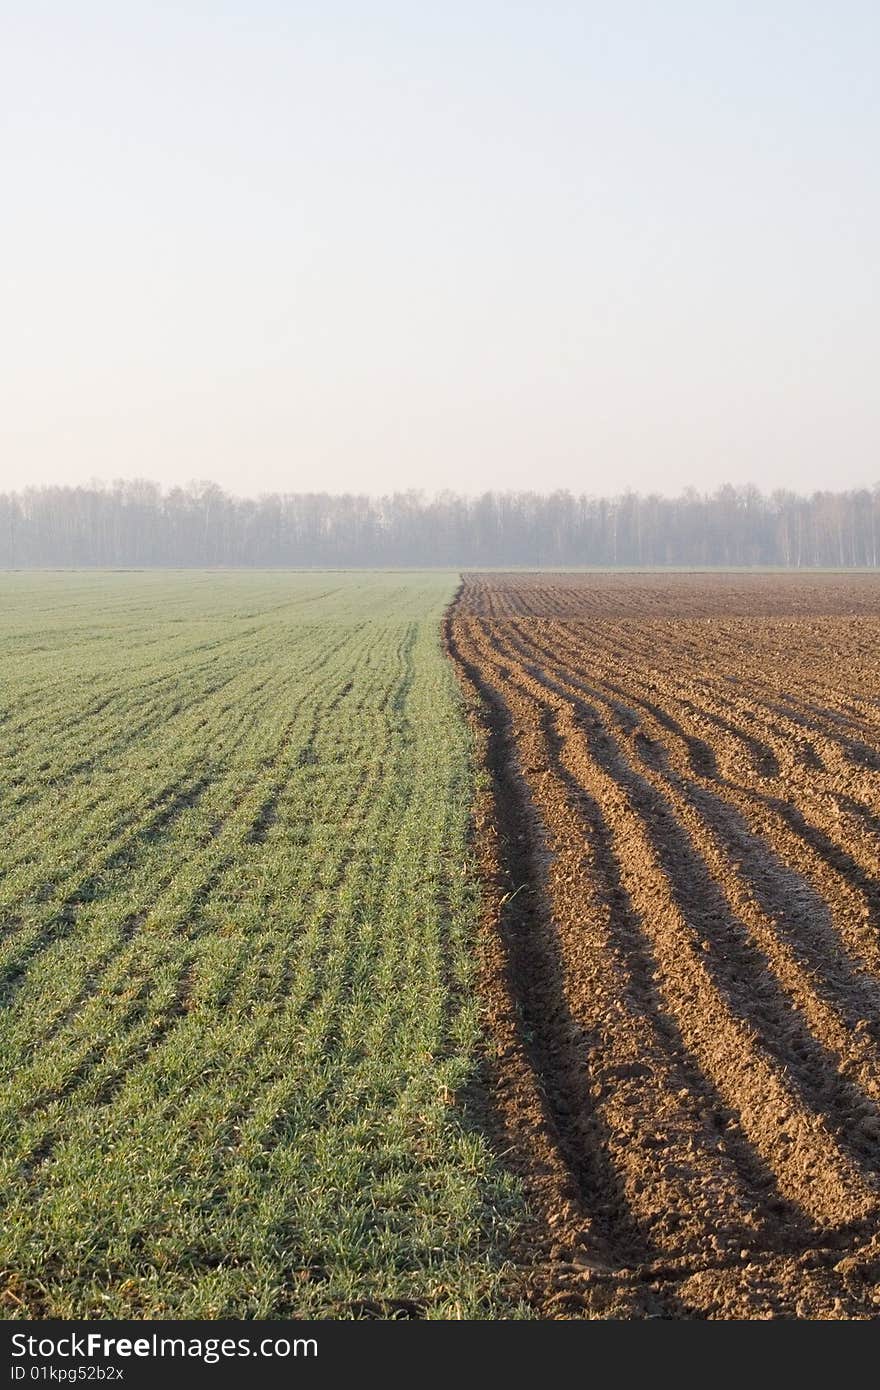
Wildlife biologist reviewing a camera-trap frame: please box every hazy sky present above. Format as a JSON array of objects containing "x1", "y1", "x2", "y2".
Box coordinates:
[{"x1": 3, "y1": 2, "x2": 879, "y2": 498}]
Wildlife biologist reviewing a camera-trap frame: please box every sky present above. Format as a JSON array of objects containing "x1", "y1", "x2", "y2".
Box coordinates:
[{"x1": 2, "y1": 1, "x2": 879, "y2": 499}]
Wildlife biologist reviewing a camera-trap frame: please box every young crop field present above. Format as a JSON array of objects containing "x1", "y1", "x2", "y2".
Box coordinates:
[
  {"x1": 4, "y1": 567, "x2": 880, "y2": 1320},
  {"x1": 0, "y1": 571, "x2": 523, "y2": 1319},
  {"x1": 448, "y1": 570, "x2": 880, "y2": 1318}
]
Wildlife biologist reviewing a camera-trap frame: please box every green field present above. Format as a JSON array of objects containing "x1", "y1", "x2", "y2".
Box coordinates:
[{"x1": 0, "y1": 572, "x2": 523, "y2": 1318}]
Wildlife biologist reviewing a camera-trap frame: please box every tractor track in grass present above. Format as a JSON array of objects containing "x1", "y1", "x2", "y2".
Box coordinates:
[{"x1": 446, "y1": 571, "x2": 880, "y2": 1318}]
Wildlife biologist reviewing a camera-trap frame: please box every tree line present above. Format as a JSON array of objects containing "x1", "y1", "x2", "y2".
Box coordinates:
[{"x1": 1, "y1": 479, "x2": 879, "y2": 568}]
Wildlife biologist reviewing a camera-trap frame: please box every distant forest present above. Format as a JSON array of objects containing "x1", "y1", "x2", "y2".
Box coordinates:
[{"x1": 2, "y1": 480, "x2": 879, "y2": 569}]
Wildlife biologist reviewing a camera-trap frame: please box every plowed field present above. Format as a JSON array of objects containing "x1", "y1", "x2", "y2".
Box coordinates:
[{"x1": 447, "y1": 571, "x2": 880, "y2": 1318}]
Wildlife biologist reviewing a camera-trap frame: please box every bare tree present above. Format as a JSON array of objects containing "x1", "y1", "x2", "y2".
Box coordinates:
[{"x1": 2, "y1": 478, "x2": 879, "y2": 569}]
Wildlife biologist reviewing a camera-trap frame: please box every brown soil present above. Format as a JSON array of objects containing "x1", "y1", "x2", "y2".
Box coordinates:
[
  {"x1": 446, "y1": 571, "x2": 880, "y2": 1319},
  {"x1": 462, "y1": 570, "x2": 880, "y2": 619}
]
